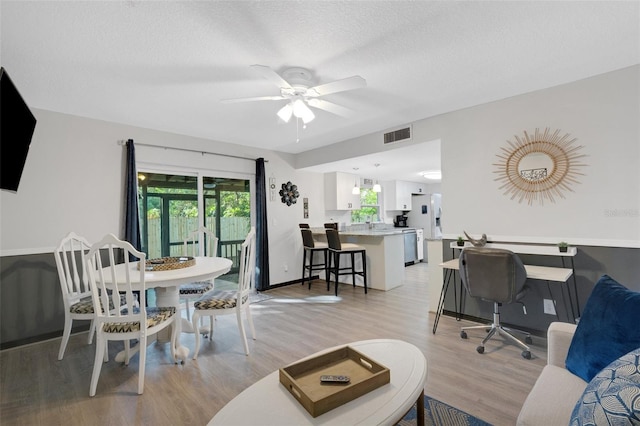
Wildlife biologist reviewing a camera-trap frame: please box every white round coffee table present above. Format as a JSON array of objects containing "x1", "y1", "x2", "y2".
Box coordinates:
[{"x1": 209, "y1": 339, "x2": 427, "y2": 425}]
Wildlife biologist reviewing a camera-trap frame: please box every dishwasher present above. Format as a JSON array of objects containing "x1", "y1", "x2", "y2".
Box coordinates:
[{"x1": 402, "y1": 229, "x2": 418, "y2": 265}]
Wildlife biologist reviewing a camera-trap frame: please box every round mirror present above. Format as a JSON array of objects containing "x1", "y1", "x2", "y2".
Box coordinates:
[
  {"x1": 518, "y1": 152, "x2": 555, "y2": 181},
  {"x1": 494, "y1": 128, "x2": 586, "y2": 205}
]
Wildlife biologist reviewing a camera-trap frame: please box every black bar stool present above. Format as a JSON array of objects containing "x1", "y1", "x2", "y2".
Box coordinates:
[
  {"x1": 299, "y1": 226, "x2": 329, "y2": 290},
  {"x1": 325, "y1": 227, "x2": 367, "y2": 296}
]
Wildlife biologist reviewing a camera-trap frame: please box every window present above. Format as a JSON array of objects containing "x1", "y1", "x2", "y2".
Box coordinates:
[{"x1": 351, "y1": 188, "x2": 380, "y2": 223}]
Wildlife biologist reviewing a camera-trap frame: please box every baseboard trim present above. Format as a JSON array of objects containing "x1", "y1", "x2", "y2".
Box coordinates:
[
  {"x1": 0, "y1": 325, "x2": 90, "y2": 351},
  {"x1": 264, "y1": 275, "x2": 320, "y2": 291}
]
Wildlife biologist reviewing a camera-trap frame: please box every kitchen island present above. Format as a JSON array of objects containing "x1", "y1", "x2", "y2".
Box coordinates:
[{"x1": 312, "y1": 227, "x2": 407, "y2": 291}]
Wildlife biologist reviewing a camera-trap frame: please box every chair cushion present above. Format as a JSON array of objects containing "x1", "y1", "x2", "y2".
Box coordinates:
[
  {"x1": 101, "y1": 306, "x2": 176, "y2": 333},
  {"x1": 334, "y1": 242, "x2": 364, "y2": 252},
  {"x1": 194, "y1": 289, "x2": 248, "y2": 310},
  {"x1": 70, "y1": 296, "x2": 116, "y2": 314},
  {"x1": 569, "y1": 347, "x2": 640, "y2": 425},
  {"x1": 179, "y1": 281, "x2": 213, "y2": 295},
  {"x1": 69, "y1": 297, "x2": 97, "y2": 314},
  {"x1": 565, "y1": 275, "x2": 640, "y2": 382}
]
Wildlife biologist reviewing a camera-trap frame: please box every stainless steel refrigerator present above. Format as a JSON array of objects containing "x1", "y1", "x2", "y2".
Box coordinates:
[{"x1": 406, "y1": 193, "x2": 442, "y2": 260}]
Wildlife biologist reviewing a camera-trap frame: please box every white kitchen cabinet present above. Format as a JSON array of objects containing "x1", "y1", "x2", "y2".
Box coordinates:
[
  {"x1": 384, "y1": 180, "x2": 427, "y2": 210},
  {"x1": 385, "y1": 180, "x2": 412, "y2": 211},
  {"x1": 324, "y1": 172, "x2": 361, "y2": 210},
  {"x1": 406, "y1": 181, "x2": 427, "y2": 195}
]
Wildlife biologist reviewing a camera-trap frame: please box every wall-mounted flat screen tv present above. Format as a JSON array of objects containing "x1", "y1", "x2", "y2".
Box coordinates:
[{"x1": 1, "y1": 67, "x2": 37, "y2": 192}]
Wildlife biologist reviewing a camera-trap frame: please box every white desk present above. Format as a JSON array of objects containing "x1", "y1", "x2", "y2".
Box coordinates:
[
  {"x1": 438, "y1": 258, "x2": 572, "y2": 282},
  {"x1": 451, "y1": 243, "x2": 579, "y2": 310},
  {"x1": 209, "y1": 339, "x2": 428, "y2": 426},
  {"x1": 100, "y1": 256, "x2": 232, "y2": 362},
  {"x1": 432, "y1": 254, "x2": 574, "y2": 334},
  {"x1": 449, "y1": 241, "x2": 578, "y2": 257}
]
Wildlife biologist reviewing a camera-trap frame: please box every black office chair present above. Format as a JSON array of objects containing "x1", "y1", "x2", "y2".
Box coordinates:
[
  {"x1": 458, "y1": 247, "x2": 532, "y2": 359},
  {"x1": 300, "y1": 228, "x2": 329, "y2": 290},
  {"x1": 325, "y1": 227, "x2": 367, "y2": 296}
]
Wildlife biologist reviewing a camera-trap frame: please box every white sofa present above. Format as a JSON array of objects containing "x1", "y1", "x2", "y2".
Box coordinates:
[{"x1": 517, "y1": 322, "x2": 587, "y2": 426}]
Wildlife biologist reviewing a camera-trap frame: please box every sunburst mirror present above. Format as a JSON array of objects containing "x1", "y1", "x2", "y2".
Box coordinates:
[{"x1": 494, "y1": 128, "x2": 587, "y2": 205}]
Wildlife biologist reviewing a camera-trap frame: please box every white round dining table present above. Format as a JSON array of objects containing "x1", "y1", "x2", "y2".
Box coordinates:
[{"x1": 99, "y1": 256, "x2": 232, "y2": 362}]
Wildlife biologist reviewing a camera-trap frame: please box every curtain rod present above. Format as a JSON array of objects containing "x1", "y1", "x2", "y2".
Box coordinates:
[{"x1": 117, "y1": 140, "x2": 267, "y2": 162}]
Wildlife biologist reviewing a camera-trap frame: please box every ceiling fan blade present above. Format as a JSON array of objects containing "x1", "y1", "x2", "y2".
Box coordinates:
[
  {"x1": 306, "y1": 75, "x2": 366, "y2": 97},
  {"x1": 251, "y1": 64, "x2": 293, "y2": 89},
  {"x1": 220, "y1": 95, "x2": 286, "y2": 103},
  {"x1": 307, "y1": 98, "x2": 355, "y2": 117}
]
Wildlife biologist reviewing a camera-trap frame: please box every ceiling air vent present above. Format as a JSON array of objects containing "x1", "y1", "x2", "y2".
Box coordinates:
[{"x1": 383, "y1": 126, "x2": 412, "y2": 144}]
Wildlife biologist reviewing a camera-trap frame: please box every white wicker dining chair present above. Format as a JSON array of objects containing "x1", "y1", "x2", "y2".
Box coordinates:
[
  {"x1": 179, "y1": 226, "x2": 218, "y2": 325},
  {"x1": 192, "y1": 227, "x2": 256, "y2": 358},
  {"x1": 85, "y1": 233, "x2": 177, "y2": 396},
  {"x1": 54, "y1": 232, "x2": 95, "y2": 360}
]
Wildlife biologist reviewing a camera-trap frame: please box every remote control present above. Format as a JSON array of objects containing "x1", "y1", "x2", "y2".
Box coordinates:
[{"x1": 320, "y1": 375, "x2": 350, "y2": 383}]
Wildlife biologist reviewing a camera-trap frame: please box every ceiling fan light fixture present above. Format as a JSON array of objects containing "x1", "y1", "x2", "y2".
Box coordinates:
[
  {"x1": 227, "y1": 65, "x2": 367, "y2": 132},
  {"x1": 292, "y1": 99, "x2": 315, "y2": 124},
  {"x1": 277, "y1": 103, "x2": 293, "y2": 123}
]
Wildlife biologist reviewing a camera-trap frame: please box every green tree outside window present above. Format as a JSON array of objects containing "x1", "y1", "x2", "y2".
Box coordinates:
[{"x1": 351, "y1": 188, "x2": 380, "y2": 223}]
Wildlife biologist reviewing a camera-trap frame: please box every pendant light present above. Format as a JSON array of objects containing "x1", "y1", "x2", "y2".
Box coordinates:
[
  {"x1": 352, "y1": 168, "x2": 360, "y2": 194},
  {"x1": 352, "y1": 179, "x2": 361, "y2": 194},
  {"x1": 372, "y1": 164, "x2": 382, "y2": 192}
]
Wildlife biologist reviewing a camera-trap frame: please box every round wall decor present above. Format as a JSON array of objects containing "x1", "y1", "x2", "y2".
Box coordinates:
[
  {"x1": 279, "y1": 181, "x2": 299, "y2": 206},
  {"x1": 494, "y1": 128, "x2": 587, "y2": 205}
]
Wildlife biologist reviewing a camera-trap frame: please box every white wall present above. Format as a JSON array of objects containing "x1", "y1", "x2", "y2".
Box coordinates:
[
  {"x1": 1, "y1": 110, "x2": 125, "y2": 255},
  {"x1": 261, "y1": 161, "x2": 326, "y2": 283},
  {"x1": 299, "y1": 66, "x2": 640, "y2": 248},
  {"x1": 0, "y1": 109, "x2": 327, "y2": 286},
  {"x1": 437, "y1": 65, "x2": 639, "y2": 247}
]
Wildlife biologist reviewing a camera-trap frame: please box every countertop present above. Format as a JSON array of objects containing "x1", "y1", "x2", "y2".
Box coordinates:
[{"x1": 311, "y1": 227, "x2": 415, "y2": 237}]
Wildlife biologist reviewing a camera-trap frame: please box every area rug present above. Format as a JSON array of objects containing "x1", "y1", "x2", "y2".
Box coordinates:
[{"x1": 396, "y1": 395, "x2": 492, "y2": 426}]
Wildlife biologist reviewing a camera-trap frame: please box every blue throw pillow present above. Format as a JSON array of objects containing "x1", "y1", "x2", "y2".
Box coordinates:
[
  {"x1": 570, "y1": 347, "x2": 640, "y2": 425},
  {"x1": 565, "y1": 275, "x2": 640, "y2": 382}
]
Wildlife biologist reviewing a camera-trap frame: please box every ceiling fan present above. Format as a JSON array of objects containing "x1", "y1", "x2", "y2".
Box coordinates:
[{"x1": 221, "y1": 65, "x2": 366, "y2": 124}]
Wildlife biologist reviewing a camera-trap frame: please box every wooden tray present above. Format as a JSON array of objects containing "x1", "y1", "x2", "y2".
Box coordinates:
[
  {"x1": 279, "y1": 345, "x2": 390, "y2": 417},
  {"x1": 139, "y1": 256, "x2": 195, "y2": 271}
]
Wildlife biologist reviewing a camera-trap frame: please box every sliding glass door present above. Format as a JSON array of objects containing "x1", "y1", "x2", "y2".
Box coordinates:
[{"x1": 138, "y1": 172, "x2": 250, "y2": 272}]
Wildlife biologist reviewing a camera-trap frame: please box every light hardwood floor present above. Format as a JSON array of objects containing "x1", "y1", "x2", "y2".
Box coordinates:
[{"x1": 0, "y1": 262, "x2": 546, "y2": 425}]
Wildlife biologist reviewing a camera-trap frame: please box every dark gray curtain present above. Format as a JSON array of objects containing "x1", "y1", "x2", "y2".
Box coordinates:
[
  {"x1": 255, "y1": 158, "x2": 270, "y2": 291},
  {"x1": 124, "y1": 139, "x2": 144, "y2": 303},
  {"x1": 124, "y1": 139, "x2": 141, "y2": 254}
]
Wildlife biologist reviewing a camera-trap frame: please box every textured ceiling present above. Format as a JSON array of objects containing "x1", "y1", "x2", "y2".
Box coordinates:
[{"x1": 1, "y1": 1, "x2": 639, "y2": 179}]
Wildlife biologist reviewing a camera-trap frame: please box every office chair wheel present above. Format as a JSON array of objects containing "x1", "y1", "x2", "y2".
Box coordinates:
[
  {"x1": 476, "y1": 346, "x2": 485, "y2": 354},
  {"x1": 522, "y1": 350, "x2": 531, "y2": 359},
  {"x1": 460, "y1": 331, "x2": 468, "y2": 339},
  {"x1": 525, "y1": 336, "x2": 533, "y2": 344}
]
